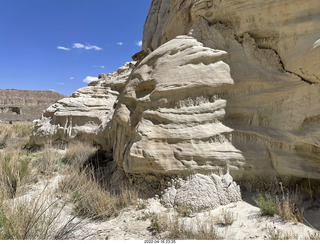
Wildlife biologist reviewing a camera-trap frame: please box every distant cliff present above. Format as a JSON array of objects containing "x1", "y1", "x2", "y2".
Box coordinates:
[{"x1": 0, "y1": 89, "x2": 66, "y2": 122}]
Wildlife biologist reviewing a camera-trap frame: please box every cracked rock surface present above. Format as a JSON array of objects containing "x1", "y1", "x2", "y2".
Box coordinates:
[
  {"x1": 136, "y1": 0, "x2": 320, "y2": 181},
  {"x1": 32, "y1": 0, "x2": 320, "y2": 185}
]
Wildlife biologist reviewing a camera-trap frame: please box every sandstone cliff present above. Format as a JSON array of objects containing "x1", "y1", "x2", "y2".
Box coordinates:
[
  {"x1": 29, "y1": 62, "x2": 136, "y2": 149},
  {"x1": 130, "y1": 0, "x2": 320, "y2": 182},
  {"x1": 31, "y1": 0, "x2": 320, "y2": 187}
]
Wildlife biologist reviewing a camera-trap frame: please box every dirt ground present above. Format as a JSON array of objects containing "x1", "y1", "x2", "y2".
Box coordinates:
[{"x1": 19, "y1": 174, "x2": 320, "y2": 240}]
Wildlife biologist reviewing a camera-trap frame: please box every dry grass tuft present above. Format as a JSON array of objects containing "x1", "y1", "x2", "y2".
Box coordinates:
[
  {"x1": 58, "y1": 165, "x2": 138, "y2": 220},
  {"x1": 31, "y1": 144, "x2": 64, "y2": 177},
  {"x1": 0, "y1": 122, "x2": 36, "y2": 197},
  {"x1": 150, "y1": 213, "x2": 221, "y2": 240},
  {"x1": 307, "y1": 231, "x2": 320, "y2": 240},
  {"x1": 0, "y1": 186, "x2": 72, "y2": 240},
  {"x1": 215, "y1": 209, "x2": 235, "y2": 227},
  {"x1": 61, "y1": 141, "x2": 98, "y2": 167},
  {"x1": 277, "y1": 194, "x2": 304, "y2": 224},
  {"x1": 0, "y1": 152, "x2": 33, "y2": 198},
  {"x1": 277, "y1": 183, "x2": 304, "y2": 224},
  {"x1": 56, "y1": 140, "x2": 138, "y2": 220},
  {"x1": 0, "y1": 122, "x2": 33, "y2": 150},
  {"x1": 267, "y1": 227, "x2": 298, "y2": 240},
  {"x1": 0, "y1": 122, "x2": 137, "y2": 239}
]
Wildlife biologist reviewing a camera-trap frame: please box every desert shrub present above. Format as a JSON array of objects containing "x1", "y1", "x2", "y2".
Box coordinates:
[
  {"x1": 0, "y1": 188, "x2": 87, "y2": 240},
  {"x1": 0, "y1": 152, "x2": 32, "y2": 198},
  {"x1": 31, "y1": 144, "x2": 63, "y2": 177},
  {"x1": 11, "y1": 122, "x2": 33, "y2": 138},
  {"x1": 276, "y1": 182, "x2": 305, "y2": 223},
  {"x1": 0, "y1": 122, "x2": 36, "y2": 197},
  {"x1": 254, "y1": 193, "x2": 279, "y2": 216},
  {"x1": 0, "y1": 192, "x2": 58, "y2": 240},
  {"x1": 254, "y1": 191, "x2": 304, "y2": 224},
  {"x1": 0, "y1": 122, "x2": 33, "y2": 150},
  {"x1": 61, "y1": 141, "x2": 98, "y2": 168},
  {"x1": 57, "y1": 140, "x2": 138, "y2": 220},
  {"x1": 58, "y1": 166, "x2": 138, "y2": 220}
]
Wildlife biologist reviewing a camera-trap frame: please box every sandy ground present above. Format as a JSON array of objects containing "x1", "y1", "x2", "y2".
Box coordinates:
[{"x1": 16, "y1": 175, "x2": 320, "y2": 240}]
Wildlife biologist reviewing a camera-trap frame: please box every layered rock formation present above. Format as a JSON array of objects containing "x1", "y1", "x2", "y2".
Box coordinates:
[
  {"x1": 112, "y1": 35, "x2": 245, "y2": 177},
  {"x1": 134, "y1": 0, "x2": 320, "y2": 181},
  {"x1": 32, "y1": 0, "x2": 320, "y2": 186},
  {"x1": 0, "y1": 89, "x2": 66, "y2": 122},
  {"x1": 30, "y1": 62, "x2": 136, "y2": 149},
  {"x1": 145, "y1": 0, "x2": 320, "y2": 84}
]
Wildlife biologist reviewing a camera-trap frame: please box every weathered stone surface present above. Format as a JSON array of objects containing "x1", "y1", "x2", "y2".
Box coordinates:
[
  {"x1": 161, "y1": 173, "x2": 241, "y2": 211},
  {"x1": 112, "y1": 35, "x2": 245, "y2": 177},
  {"x1": 31, "y1": 0, "x2": 320, "y2": 184},
  {"x1": 142, "y1": 0, "x2": 171, "y2": 51},
  {"x1": 146, "y1": 0, "x2": 320, "y2": 84},
  {"x1": 30, "y1": 62, "x2": 136, "y2": 149},
  {"x1": 117, "y1": 0, "x2": 320, "y2": 180}
]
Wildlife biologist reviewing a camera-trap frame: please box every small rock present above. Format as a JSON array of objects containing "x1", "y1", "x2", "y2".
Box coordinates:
[{"x1": 132, "y1": 48, "x2": 151, "y2": 61}]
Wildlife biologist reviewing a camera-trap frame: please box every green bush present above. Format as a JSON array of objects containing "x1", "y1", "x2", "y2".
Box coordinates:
[
  {"x1": 0, "y1": 152, "x2": 32, "y2": 198},
  {"x1": 254, "y1": 193, "x2": 279, "y2": 216}
]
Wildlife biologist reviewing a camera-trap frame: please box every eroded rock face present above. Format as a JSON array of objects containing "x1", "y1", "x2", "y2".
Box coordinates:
[
  {"x1": 146, "y1": 0, "x2": 320, "y2": 84},
  {"x1": 30, "y1": 62, "x2": 136, "y2": 149},
  {"x1": 142, "y1": 0, "x2": 171, "y2": 51},
  {"x1": 114, "y1": 0, "x2": 320, "y2": 180},
  {"x1": 112, "y1": 35, "x2": 245, "y2": 177},
  {"x1": 31, "y1": 0, "x2": 320, "y2": 185}
]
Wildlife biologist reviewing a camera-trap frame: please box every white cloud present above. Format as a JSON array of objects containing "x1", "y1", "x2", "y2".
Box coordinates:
[
  {"x1": 83, "y1": 76, "x2": 98, "y2": 83},
  {"x1": 93, "y1": 65, "x2": 105, "y2": 69},
  {"x1": 57, "y1": 46, "x2": 70, "y2": 51},
  {"x1": 136, "y1": 41, "x2": 142, "y2": 47},
  {"x1": 57, "y1": 43, "x2": 103, "y2": 52},
  {"x1": 85, "y1": 45, "x2": 102, "y2": 50},
  {"x1": 73, "y1": 43, "x2": 102, "y2": 50},
  {"x1": 57, "y1": 82, "x2": 64, "y2": 85},
  {"x1": 69, "y1": 77, "x2": 75, "y2": 80},
  {"x1": 73, "y1": 43, "x2": 85, "y2": 49},
  {"x1": 117, "y1": 42, "x2": 123, "y2": 46}
]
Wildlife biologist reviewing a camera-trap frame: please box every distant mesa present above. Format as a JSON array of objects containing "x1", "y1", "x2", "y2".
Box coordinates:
[{"x1": 0, "y1": 89, "x2": 66, "y2": 122}]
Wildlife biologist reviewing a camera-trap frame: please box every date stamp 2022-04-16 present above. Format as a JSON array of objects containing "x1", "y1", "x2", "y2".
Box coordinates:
[{"x1": 144, "y1": 240, "x2": 176, "y2": 244}]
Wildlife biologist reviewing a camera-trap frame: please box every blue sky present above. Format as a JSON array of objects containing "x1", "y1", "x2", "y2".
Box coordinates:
[{"x1": 0, "y1": 0, "x2": 150, "y2": 96}]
